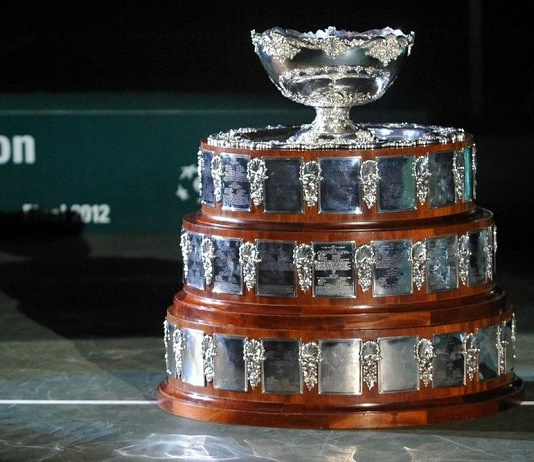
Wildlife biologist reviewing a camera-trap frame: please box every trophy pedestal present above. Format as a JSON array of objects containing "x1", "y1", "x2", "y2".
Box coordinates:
[{"x1": 156, "y1": 126, "x2": 523, "y2": 429}]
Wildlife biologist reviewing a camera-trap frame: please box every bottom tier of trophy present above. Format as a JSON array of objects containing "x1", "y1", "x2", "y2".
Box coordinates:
[{"x1": 157, "y1": 289, "x2": 523, "y2": 429}]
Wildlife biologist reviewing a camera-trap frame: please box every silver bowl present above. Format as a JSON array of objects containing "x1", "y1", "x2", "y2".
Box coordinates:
[{"x1": 251, "y1": 26, "x2": 414, "y2": 146}]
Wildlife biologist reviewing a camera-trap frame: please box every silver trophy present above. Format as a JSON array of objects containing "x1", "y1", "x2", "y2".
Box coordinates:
[{"x1": 251, "y1": 26, "x2": 414, "y2": 146}]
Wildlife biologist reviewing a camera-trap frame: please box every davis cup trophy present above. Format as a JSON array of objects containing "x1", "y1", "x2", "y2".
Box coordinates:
[{"x1": 157, "y1": 26, "x2": 523, "y2": 429}]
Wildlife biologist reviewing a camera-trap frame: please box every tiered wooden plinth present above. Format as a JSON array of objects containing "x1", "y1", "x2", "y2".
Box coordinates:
[{"x1": 157, "y1": 127, "x2": 523, "y2": 429}]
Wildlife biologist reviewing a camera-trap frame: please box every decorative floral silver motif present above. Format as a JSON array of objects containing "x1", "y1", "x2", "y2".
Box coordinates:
[
  {"x1": 300, "y1": 341, "x2": 321, "y2": 390},
  {"x1": 497, "y1": 325, "x2": 507, "y2": 375},
  {"x1": 180, "y1": 229, "x2": 191, "y2": 280},
  {"x1": 415, "y1": 338, "x2": 435, "y2": 387},
  {"x1": 360, "y1": 160, "x2": 379, "y2": 209},
  {"x1": 414, "y1": 155, "x2": 431, "y2": 205},
  {"x1": 300, "y1": 160, "x2": 322, "y2": 208},
  {"x1": 163, "y1": 319, "x2": 173, "y2": 376},
  {"x1": 203, "y1": 334, "x2": 216, "y2": 383},
  {"x1": 361, "y1": 341, "x2": 381, "y2": 390},
  {"x1": 197, "y1": 149, "x2": 203, "y2": 198},
  {"x1": 484, "y1": 226, "x2": 494, "y2": 281},
  {"x1": 172, "y1": 327, "x2": 184, "y2": 378},
  {"x1": 363, "y1": 33, "x2": 410, "y2": 65},
  {"x1": 355, "y1": 244, "x2": 375, "y2": 292},
  {"x1": 244, "y1": 338, "x2": 265, "y2": 389},
  {"x1": 247, "y1": 158, "x2": 267, "y2": 207},
  {"x1": 462, "y1": 333, "x2": 480, "y2": 381},
  {"x1": 251, "y1": 29, "x2": 302, "y2": 61},
  {"x1": 294, "y1": 244, "x2": 315, "y2": 293},
  {"x1": 458, "y1": 233, "x2": 470, "y2": 286},
  {"x1": 201, "y1": 237, "x2": 215, "y2": 286},
  {"x1": 453, "y1": 150, "x2": 465, "y2": 201},
  {"x1": 472, "y1": 144, "x2": 477, "y2": 199},
  {"x1": 411, "y1": 240, "x2": 426, "y2": 290},
  {"x1": 211, "y1": 155, "x2": 225, "y2": 203},
  {"x1": 239, "y1": 241, "x2": 261, "y2": 291}
]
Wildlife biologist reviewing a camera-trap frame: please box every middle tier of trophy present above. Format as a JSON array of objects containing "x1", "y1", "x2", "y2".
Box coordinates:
[{"x1": 157, "y1": 27, "x2": 523, "y2": 429}]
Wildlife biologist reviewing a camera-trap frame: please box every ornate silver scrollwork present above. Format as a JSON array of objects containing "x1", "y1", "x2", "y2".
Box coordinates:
[
  {"x1": 247, "y1": 158, "x2": 267, "y2": 207},
  {"x1": 485, "y1": 226, "x2": 494, "y2": 281},
  {"x1": 294, "y1": 244, "x2": 315, "y2": 293},
  {"x1": 244, "y1": 338, "x2": 265, "y2": 389},
  {"x1": 300, "y1": 341, "x2": 321, "y2": 390},
  {"x1": 180, "y1": 229, "x2": 191, "y2": 280},
  {"x1": 355, "y1": 244, "x2": 375, "y2": 292},
  {"x1": 363, "y1": 33, "x2": 412, "y2": 65},
  {"x1": 415, "y1": 338, "x2": 435, "y2": 387},
  {"x1": 163, "y1": 319, "x2": 173, "y2": 376},
  {"x1": 251, "y1": 29, "x2": 302, "y2": 61},
  {"x1": 172, "y1": 327, "x2": 184, "y2": 379},
  {"x1": 458, "y1": 233, "x2": 470, "y2": 286},
  {"x1": 497, "y1": 324, "x2": 508, "y2": 376},
  {"x1": 361, "y1": 340, "x2": 381, "y2": 390},
  {"x1": 300, "y1": 160, "x2": 322, "y2": 208},
  {"x1": 197, "y1": 149, "x2": 203, "y2": 198},
  {"x1": 203, "y1": 334, "x2": 216, "y2": 383},
  {"x1": 414, "y1": 155, "x2": 431, "y2": 205},
  {"x1": 211, "y1": 155, "x2": 225, "y2": 203},
  {"x1": 239, "y1": 241, "x2": 261, "y2": 291},
  {"x1": 411, "y1": 240, "x2": 426, "y2": 290},
  {"x1": 360, "y1": 160, "x2": 379, "y2": 209},
  {"x1": 472, "y1": 144, "x2": 477, "y2": 199},
  {"x1": 201, "y1": 237, "x2": 215, "y2": 286},
  {"x1": 462, "y1": 333, "x2": 480, "y2": 381},
  {"x1": 453, "y1": 150, "x2": 465, "y2": 201}
]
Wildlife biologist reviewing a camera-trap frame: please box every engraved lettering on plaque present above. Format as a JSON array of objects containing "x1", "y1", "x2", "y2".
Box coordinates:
[
  {"x1": 378, "y1": 336, "x2": 419, "y2": 393},
  {"x1": 200, "y1": 149, "x2": 216, "y2": 206},
  {"x1": 318, "y1": 339, "x2": 361, "y2": 395},
  {"x1": 478, "y1": 325, "x2": 498, "y2": 380},
  {"x1": 212, "y1": 236, "x2": 243, "y2": 295},
  {"x1": 372, "y1": 239, "x2": 413, "y2": 296},
  {"x1": 432, "y1": 332, "x2": 465, "y2": 388},
  {"x1": 256, "y1": 240, "x2": 296, "y2": 297},
  {"x1": 313, "y1": 242, "x2": 355, "y2": 297},
  {"x1": 182, "y1": 328, "x2": 206, "y2": 387},
  {"x1": 262, "y1": 339, "x2": 302, "y2": 394},
  {"x1": 426, "y1": 234, "x2": 459, "y2": 292},
  {"x1": 428, "y1": 150, "x2": 456, "y2": 208},
  {"x1": 318, "y1": 157, "x2": 362, "y2": 213},
  {"x1": 468, "y1": 229, "x2": 488, "y2": 286},
  {"x1": 221, "y1": 153, "x2": 251, "y2": 211},
  {"x1": 263, "y1": 158, "x2": 303, "y2": 213},
  {"x1": 213, "y1": 335, "x2": 247, "y2": 391},
  {"x1": 186, "y1": 232, "x2": 205, "y2": 290},
  {"x1": 377, "y1": 155, "x2": 416, "y2": 212}
]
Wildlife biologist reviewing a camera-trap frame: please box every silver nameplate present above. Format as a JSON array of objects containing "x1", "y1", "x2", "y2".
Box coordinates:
[
  {"x1": 212, "y1": 236, "x2": 243, "y2": 295},
  {"x1": 256, "y1": 240, "x2": 296, "y2": 297},
  {"x1": 313, "y1": 242, "x2": 355, "y2": 297},
  {"x1": 181, "y1": 328, "x2": 205, "y2": 387},
  {"x1": 377, "y1": 155, "x2": 416, "y2": 212},
  {"x1": 263, "y1": 158, "x2": 303, "y2": 213},
  {"x1": 213, "y1": 335, "x2": 247, "y2": 391},
  {"x1": 477, "y1": 325, "x2": 499, "y2": 380},
  {"x1": 200, "y1": 149, "x2": 216, "y2": 207},
  {"x1": 262, "y1": 339, "x2": 302, "y2": 394},
  {"x1": 318, "y1": 157, "x2": 362, "y2": 213},
  {"x1": 468, "y1": 229, "x2": 488, "y2": 286},
  {"x1": 221, "y1": 153, "x2": 251, "y2": 211},
  {"x1": 318, "y1": 339, "x2": 361, "y2": 395},
  {"x1": 378, "y1": 336, "x2": 419, "y2": 393},
  {"x1": 432, "y1": 332, "x2": 465, "y2": 387},
  {"x1": 186, "y1": 232, "x2": 205, "y2": 290},
  {"x1": 428, "y1": 150, "x2": 456, "y2": 208},
  {"x1": 426, "y1": 234, "x2": 459, "y2": 292},
  {"x1": 372, "y1": 239, "x2": 413, "y2": 296}
]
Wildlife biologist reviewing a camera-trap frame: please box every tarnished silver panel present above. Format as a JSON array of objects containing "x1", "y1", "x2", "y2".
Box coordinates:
[
  {"x1": 378, "y1": 336, "x2": 419, "y2": 393},
  {"x1": 428, "y1": 150, "x2": 456, "y2": 208},
  {"x1": 181, "y1": 328, "x2": 205, "y2": 387},
  {"x1": 186, "y1": 232, "x2": 205, "y2": 290},
  {"x1": 221, "y1": 153, "x2": 251, "y2": 211},
  {"x1": 212, "y1": 236, "x2": 243, "y2": 295},
  {"x1": 213, "y1": 335, "x2": 247, "y2": 391},
  {"x1": 263, "y1": 158, "x2": 303, "y2": 213},
  {"x1": 256, "y1": 240, "x2": 296, "y2": 297},
  {"x1": 372, "y1": 239, "x2": 413, "y2": 296},
  {"x1": 262, "y1": 339, "x2": 302, "y2": 394},
  {"x1": 199, "y1": 149, "x2": 216, "y2": 206},
  {"x1": 432, "y1": 332, "x2": 465, "y2": 388},
  {"x1": 318, "y1": 157, "x2": 362, "y2": 213},
  {"x1": 318, "y1": 339, "x2": 361, "y2": 395},
  {"x1": 313, "y1": 242, "x2": 355, "y2": 298},
  {"x1": 478, "y1": 325, "x2": 499, "y2": 381},
  {"x1": 426, "y1": 234, "x2": 459, "y2": 292},
  {"x1": 377, "y1": 155, "x2": 416, "y2": 212},
  {"x1": 468, "y1": 229, "x2": 488, "y2": 286}
]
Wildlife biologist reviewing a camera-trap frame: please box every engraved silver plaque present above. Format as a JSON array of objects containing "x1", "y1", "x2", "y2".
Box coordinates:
[
  {"x1": 426, "y1": 234, "x2": 459, "y2": 292},
  {"x1": 372, "y1": 239, "x2": 413, "y2": 296},
  {"x1": 221, "y1": 153, "x2": 251, "y2": 211},
  {"x1": 263, "y1": 158, "x2": 303, "y2": 213},
  {"x1": 467, "y1": 229, "x2": 488, "y2": 286},
  {"x1": 378, "y1": 336, "x2": 419, "y2": 393},
  {"x1": 199, "y1": 149, "x2": 216, "y2": 207},
  {"x1": 477, "y1": 325, "x2": 499, "y2": 380},
  {"x1": 186, "y1": 232, "x2": 205, "y2": 290},
  {"x1": 428, "y1": 150, "x2": 456, "y2": 208},
  {"x1": 318, "y1": 157, "x2": 362, "y2": 213},
  {"x1": 213, "y1": 335, "x2": 247, "y2": 391},
  {"x1": 313, "y1": 242, "x2": 356, "y2": 298},
  {"x1": 432, "y1": 332, "x2": 465, "y2": 388},
  {"x1": 262, "y1": 339, "x2": 302, "y2": 394},
  {"x1": 256, "y1": 240, "x2": 296, "y2": 297},
  {"x1": 212, "y1": 236, "x2": 243, "y2": 295},
  {"x1": 377, "y1": 155, "x2": 416, "y2": 212},
  {"x1": 182, "y1": 328, "x2": 206, "y2": 387},
  {"x1": 318, "y1": 339, "x2": 361, "y2": 395}
]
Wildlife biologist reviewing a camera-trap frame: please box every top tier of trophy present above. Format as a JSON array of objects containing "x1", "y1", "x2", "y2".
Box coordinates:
[{"x1": 250, "y1": 26, "x2": 414, "y2": 147}]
